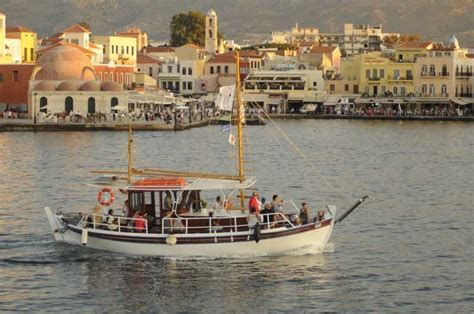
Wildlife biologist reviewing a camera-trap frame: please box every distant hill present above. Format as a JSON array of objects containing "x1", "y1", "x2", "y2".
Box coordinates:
[{"x1": 1, "y1": 0, "x2": 473, "y2": 47}]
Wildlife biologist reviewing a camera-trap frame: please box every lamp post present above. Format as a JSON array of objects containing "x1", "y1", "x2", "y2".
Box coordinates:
[{"x1": 33, "y1": 92, "x2": 37, "y2": 125}]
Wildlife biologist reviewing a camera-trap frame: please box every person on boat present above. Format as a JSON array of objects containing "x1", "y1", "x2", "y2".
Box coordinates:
[
  {"x1": 270, "y1": 195, "x2": 283, "y2": 212},
  {"x1": 248, "y1": 192, "x2": 261, "y2": 215},
  {"x1": 164, "y1": 191, "x2": 173, "y2": 211},
  {"x1": 260, "y1": 203, "x2": 274, "y2": 224},
  {"x1": 133, "y1": 211, "x2": 147, "y2": 233},
  {"x1": 299, "y1": 202, "x2": 309, "y2": 225},
  {"x1": 122, "y1": 200, "x2": 130, "y2": 217},
  {"x1": 315, "y1": 210, "x2": 325, "y2": 222},
  {"x1": 213, "y1": 195, "x2": 224, "y2": 211},
  {"x1": 106, "y1": 209, "x2": 118, "y2": 231}
]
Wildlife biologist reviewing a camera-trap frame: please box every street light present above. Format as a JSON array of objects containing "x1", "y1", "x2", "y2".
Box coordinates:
[{"x1": 33, "y1": 92, "x2": 37, "y2": 125}]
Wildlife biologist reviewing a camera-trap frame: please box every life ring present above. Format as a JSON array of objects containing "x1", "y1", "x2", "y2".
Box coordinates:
[{"x1": 97, "y1": 188, "x2": 115, "y2": 206}]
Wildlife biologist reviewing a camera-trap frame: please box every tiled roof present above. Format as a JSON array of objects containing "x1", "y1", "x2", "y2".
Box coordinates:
[
  {"x1": 6, "y1": 26, "x2": 35, "y2": 33},
  {"x1": 89, "y1": 42, "x2": 101, "y2": 49},
  {"x1": 207, "y1": 52, "x2": 237, "y2": 63},
  {"x1": 310, "y1": 46, "x2": 338, "y2": 54},
  {"x1": 299, "y1": 42, "x2": 317, "y2": 47},
  {"x1": 63, "y1": 24, "x2": 90, "y2": 33},
  {"x1": 141, "y1": 46, "x2": 175, "y2": 53},
  {"x1": 239, "y1": 50, "x2": 264, "y2": 58},
  {"x1": 137, "y1": 53, "x2": 162, "y2": 64},
  {"x1": 397, "y1": 41, "x2": 433, "y2": 49}
]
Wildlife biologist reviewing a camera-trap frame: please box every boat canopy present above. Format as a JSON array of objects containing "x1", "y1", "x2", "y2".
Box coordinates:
[{"x1": 88, "y1": 175, "x2": 257, "y2": 191}]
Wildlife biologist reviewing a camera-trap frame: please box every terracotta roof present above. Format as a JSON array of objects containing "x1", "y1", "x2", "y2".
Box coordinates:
[
  {"x1": 397, "y1": 42, "x2": 432, "y2": 49},
  {"x1": 239, "y1": 50, "x2": 264, "y2": 58},
  {"x1": 89, "y1": 42, "x2": 101, "y2": 49},
  {"x1": 310, "y1": 46, "x2": 338, "y2": 54},
  {"x1": 141, "y1": 46, "x2": 175, "y2": 53},
  {"x1": 207, "y1": 52, "x2": 237, "y2": 63},
  {"x1": 6, "y1": 26, "x2": 35, "y2": 33},
  {"x1": 466, "y1": 54, "x2": 474, "y2": 59},
  {"x1": 299, "y1": 42, "x2": 317, "y2": 47},
  {"x1": 50, "y1": 32, "x2": 64, "y2": 39},
  {"x1": 5, "y1": 33, "x2": 19, "y2": 39},
  {"x1": 137, "y1": 53, "x2": 162, "y2": 64},
  {"x1": 37, "y1": 42, "x2": 95, "y2": 56},
  {"x1": 63, "y1": 24, "x2": 90, "y2": 33}
]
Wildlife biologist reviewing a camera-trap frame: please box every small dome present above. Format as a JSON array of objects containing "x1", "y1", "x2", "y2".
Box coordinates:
[
  {"x1": 34, "y1": 81, "x2": 57, "y2": 91},
  {"x1": 207, "y1": 9, "x2": 217, "y2": 16},
  {"x1": 80, "y1": 81, "x2": 101, "y2": 92},
  {"x1": 448, "y1": 34, "x2": 459, "y2": 48},
  {"x1": 56, "y1": 81, "x2": 80, "y2": 91},
  {"x1": 101, "y1": 81, "x2": 123, "y2": 92}
]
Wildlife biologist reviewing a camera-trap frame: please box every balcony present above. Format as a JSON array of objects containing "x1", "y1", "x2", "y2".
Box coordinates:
[
  {"x1": 388, "y1": 75, "x2": 414, "y2": 82},
  {"x1": 368, "y1": 77, "x2": 380, "y2": 83},
  {"x1": 455, "y1": 72, "x2": 473, "y2": 78},
  {"x1": 421, "y1": 72, "x2": 450, "y2": 78}
]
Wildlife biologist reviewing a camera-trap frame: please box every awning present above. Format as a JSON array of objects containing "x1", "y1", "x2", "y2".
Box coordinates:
[
  {"x1": 451, "y1": 98, "x2": 473, "y2": 106},
  {"x1": 324, "y1": 95, "x2": 342, "y2": 106}
]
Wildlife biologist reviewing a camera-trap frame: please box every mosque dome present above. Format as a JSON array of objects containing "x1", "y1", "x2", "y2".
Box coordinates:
[
  {"x1": 56, "y1": 81, "x2": 81, "y2": 91},
  {"x1": 448, "y1": 34, "x2": 460, "y2": 48},
  {"x1": 101, "y1": 81, "x2": 124, "y2": 92},
  {"x1": 207, "y1": 9, "x2": 217, "y2": 16},
  {"x1": 80, "y1": 81, "x2": 101, "y2": 92},
  {"x1": 33, "y1": 81, "x2": 57, "y2": 91},
  {"x1": 35, "y1": 43, "x2": 96, "y2": 81}
]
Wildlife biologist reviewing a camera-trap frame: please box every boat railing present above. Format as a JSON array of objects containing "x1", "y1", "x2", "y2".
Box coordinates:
[
  {"x1": 80, "y1": 214, "x2": 149, "y2": 234},
  {"x1": 161, "y1": 212, "x2": 295, "y2": 234}
]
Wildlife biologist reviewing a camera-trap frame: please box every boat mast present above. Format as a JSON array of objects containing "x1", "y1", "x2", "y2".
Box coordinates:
[
  {"x1": 127, "y1": 120, "x2": 132, "y2": 184},
  {"x1": 235, "y1": 51, "x2": 245, "y2": 210}
]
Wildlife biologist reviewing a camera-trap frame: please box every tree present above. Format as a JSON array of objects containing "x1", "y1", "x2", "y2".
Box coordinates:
[
  {"x1": 79, "y1": 21, "x2": 92, "y2": 31},
  {"x1": 383, "y1": 33, "x2": 421, "y2": 49},
  {"x1": 170, "y1": 11, "x2": 205, "y2": 47}
]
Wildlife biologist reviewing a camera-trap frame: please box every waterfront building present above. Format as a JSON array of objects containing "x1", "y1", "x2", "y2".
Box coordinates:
[
  {"x1": 140, "y1": 46, "x2": 176, "y2": 62},
  {"x1": 94, "y1": 62, "x2": 135, "y2": 88},
  {"x1": 242, "y1": 69, "x2": 325, "y2": 112},
  {"x1": 0, "y1": 63, "x2": 35, "y2": 112},
  {"x1": 115, "y1": 27, "x2": 148, "y2": 51},
  {"x1": 136, "y1": 53, "x2": 162, "y2": 84},
  {"x1": 5, "y1": 35, "x2": 21, "y2": 63},
  {"x1": 298, "y1": 46, "x2": 341, "y2": 76},
  {"x1": 158, "y1": 57, "x2": 181, "y2": 93},
  {"x1": 175, "y1": 44, "x2": 206, "y2": 95},
  {"x1": 0, "y1": 12, "x2": 10, "y2": 63},
  {"x1": 239, "y1": 50, "x2": 264, "y2": 73},
  {"x1": 92, "y1": 35, "x2": 137, "y2": 66},
  {"x1": 343, "y1": 23, "x2": 384, "y2": 56},
  {"x1": 29, "y1": 43, "x2": 128, "y2": 117},
  {"x1": 415, "y1": 36, "x2": 473, "y2": 100},
  {"x1": 5, "y1": 26, "x2": 37, "y2": 63},
  {"x1": 202, "y1": 52, "x2": 249, "y2": 93}
]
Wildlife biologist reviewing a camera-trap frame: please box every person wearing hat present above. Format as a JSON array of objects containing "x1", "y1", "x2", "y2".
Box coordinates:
[
  {"x1": 248, "y1": 191, "x2": 261, "y2": 215},
  {"x1": 300, "y1": 202, "x2": 309, "y2": 224}
]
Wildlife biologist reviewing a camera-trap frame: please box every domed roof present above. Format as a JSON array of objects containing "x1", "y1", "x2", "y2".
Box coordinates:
[
  {"x1": 207, "y1": 9, "x2": 217, "y2": 16},
  {"x1": 101, "y1": 81, "x2": 124, "y2": 92},
  {"x1": 35, "y1": 43, "x2": 96, "y2": 81},
  {"x1": 448, "y1": 34, "x2": 460, "y2": 48},
  {"x1": 56, "y1": 81, "x2": 80, "y2": 91},
  {"x1": 34, "y1": 81, "x2": 57, "y2": 91},
  {"x1": 80, "y1": 81, "x2": 101, "y2": 92}
]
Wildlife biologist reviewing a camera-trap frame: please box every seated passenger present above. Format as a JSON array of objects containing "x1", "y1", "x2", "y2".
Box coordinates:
[
  {"x1": 315, "y1": 210, "x2": 325, "y2": 222},
  {"x1": 134, "y1": 211, "x2": 147, "y2": 233},
  {"x1": 299, "y1": 202, "x2": 309, "y2": 225},
  {"x1": 213, "y1": 196, "x2": 224, "y2": 211},
  {"x1": 106, "y1": 209, "x2": 118, "y2": 231},
  {"x1": 260, "y1": 203, "x2": 276, "y2": 225}
]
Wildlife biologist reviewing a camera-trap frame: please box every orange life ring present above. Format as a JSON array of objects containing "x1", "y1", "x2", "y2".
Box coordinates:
[{"x1": 97, "y1": 188, "x2": 115, "y2": 206}]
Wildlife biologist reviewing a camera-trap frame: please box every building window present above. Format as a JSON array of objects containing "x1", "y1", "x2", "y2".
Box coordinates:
[
  {"x1": 365, "y1": 69, "x2": 370, "y2": 79},
  {"x1": 149, "y1": 67, "x2": 153, "y2": 76},
  {"x1": 31, "y1": 48, "x2": 35, "y2": 61},
  {"x1": 175, "y1": 81, "x2": 180, "y2": 91},
  {"x1": 393, "y1": 69, "x2": 400, "y2": 79},
  {"x1": 224, "y1": 66, "x2": 229, "y2": 74},
  {"x1": 441, "y1": 84, "x2": 447, "y2": 95},
  {"x1": 40, "y1": 97, "x2": 48, "y2": 113},
  {"x1": 182, "y1": 67, "x2": 186, "y2": 75},
  {"x1": 168, "y1": 66, "x2": 172, "y2": 73},
  {"x1": 188, "y1": 82, "x2": 192, "y2": 90},
  {"x1": 217, "y1": 66, "x2": 221, "y2": 73},
  {"x1": 401, "y1": 86, "x2": 406, "y2": 95},
  {"x1": 111, "y1": 97, "x2": 119, "y2": 108},
  {"x1": 393, "y1": 86, "x2": 398, "y2": 95},
  {"x1": 422, "y1": 65, "x2": 427, "y2": 75},
  {"x1": 88, "y1": 97, "x2": 96, "y2": 114},
  {"x1": 132, "y1": 47, "x2": 134, "y2": 55},
  {"x1": 126, "y1": 46, "x2": 129, "y2": 54},
  {"x1": 429, "y1": 65, "x2": 435, "y2": 75},
  {"x1": 330, "y1": 84, "x2": 335, "y2": 92},
  {"x1": 0, "y1": 72, "x2": 3, "y2": 83},
  {"x1": 24, "y1": 48, "x2": 27, "y2": 62},
  {"x1": 379, "y1": 69, "x2": 384, "y2": 78},
  {"x1": 112, "y1": 46, "x2": 115, "y2": 54},
  {"x1": 429, "y1": 84, "x2": 435, "y2": 95},
  {"x1": 421, "y1": 85, "x2": 427, "y2": 94},
  {"x1": 344, "y1": 84, "x2": 349, "y2": 91},
  {"x1": 210, "y1": 66, "x2": 214, "y2": 74},
  {"x1": 372, "y1": 69, "x2": 377, "y2": 78},
  {"x1": 442, "y1": 65, "x2": 447, "y2": 76},
  {"x1": 12, "y1": 71, "x2": 19, "y2": 82},
  {"x1": 162, "y1": 82, "x2": 167, "y2": 89},
  {"x1": 121, "y1": 46, "x2": 124, "y2": 54},
  {"x1": 188, "y1": 67, "x2": 192, "y2": 75},
  {"x1": 182, "y1": 81, "x2": 186, "y2": 90},
  {"x1": 65, "y1": 97, "x2": 74, "y2": 113}
]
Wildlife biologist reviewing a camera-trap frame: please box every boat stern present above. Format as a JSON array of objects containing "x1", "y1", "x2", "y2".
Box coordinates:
[{"x1": 44, "y1": 207, "x2": 66, "y2": 241}]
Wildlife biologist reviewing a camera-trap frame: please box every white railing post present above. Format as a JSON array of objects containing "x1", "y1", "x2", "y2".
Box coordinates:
[
  {"x1": 234, "y1": 217, "x2": 237, "y2": 233},
  {"x1": 118, "y1": 217, "x2": 121, "y2": 233},
  {"x1": 209, "y1": 217, "x2": 212, "y2": 233}
]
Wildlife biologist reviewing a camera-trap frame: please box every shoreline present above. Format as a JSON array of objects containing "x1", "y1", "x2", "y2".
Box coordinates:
[{"x1": 0, "y1": 114, "x2": 472, "y2": 132}]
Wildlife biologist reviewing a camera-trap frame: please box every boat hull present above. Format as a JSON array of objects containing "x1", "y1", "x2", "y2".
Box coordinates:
[{"x1": 45, "y1": 207, "x2": 335, "y2": 257}]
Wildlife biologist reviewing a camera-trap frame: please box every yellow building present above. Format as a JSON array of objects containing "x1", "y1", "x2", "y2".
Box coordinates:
[
  {"x1": 6, "y1": 26, "x2": 37, "y2": 63},
  {"x1": 92, "y1": 35, "x2": 137, "y2": 66}
]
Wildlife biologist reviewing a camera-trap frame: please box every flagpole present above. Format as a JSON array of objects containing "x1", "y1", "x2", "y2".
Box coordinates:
[{"x1": 235, "y1": 51, "x2": 245, "y2": 211}]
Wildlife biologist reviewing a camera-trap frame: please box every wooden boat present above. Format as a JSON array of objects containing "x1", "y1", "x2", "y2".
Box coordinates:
[{"x1": 45, "y1": 52, "x2": 366, "y2": 257}]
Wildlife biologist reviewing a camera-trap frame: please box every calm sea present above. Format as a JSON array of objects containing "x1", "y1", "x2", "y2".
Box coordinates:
[{"x1": 0, "y1": 120, "x2": 473, "y2": 312}]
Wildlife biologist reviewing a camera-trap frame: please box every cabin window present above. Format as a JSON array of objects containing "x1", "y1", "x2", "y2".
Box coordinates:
[{"x1": 129, "y1": 192, "x2": 144, "y2": 212}]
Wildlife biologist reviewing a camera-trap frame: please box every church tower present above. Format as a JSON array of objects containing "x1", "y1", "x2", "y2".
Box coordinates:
[{"x1": 205, "y1": 9, "x2": 218, "y2": 54}]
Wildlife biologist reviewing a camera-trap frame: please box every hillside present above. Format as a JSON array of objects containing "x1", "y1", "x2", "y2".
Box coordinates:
[{"x1": 1, "y1": 0, "x2": 473, "y2": 46}]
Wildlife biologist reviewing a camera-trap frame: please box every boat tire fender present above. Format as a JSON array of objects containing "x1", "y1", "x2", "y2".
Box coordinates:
[{"x1": 254, "y1": 222, "x2": 261, "y2": 243}]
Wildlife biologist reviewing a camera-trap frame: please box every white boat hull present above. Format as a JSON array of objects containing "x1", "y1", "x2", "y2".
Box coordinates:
[{"x1": 45, "y1": 207, "x2": 336, "y2": 257}]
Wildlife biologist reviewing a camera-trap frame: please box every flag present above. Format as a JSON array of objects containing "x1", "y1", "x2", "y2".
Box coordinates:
[
  {"x1": 221, "y1": 124, "x2": 231, "y2": 132},
  {"x1": 228, "y1": 133, "x2": 236, "y2": 146},
  {"x1": 215, "y1": 85, "x2": 235, "y2": 111}
]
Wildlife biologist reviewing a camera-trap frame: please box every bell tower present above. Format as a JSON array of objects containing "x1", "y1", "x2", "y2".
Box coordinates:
[{"x1": 205, "y1": 9, "x2": 218, "y2": 54}]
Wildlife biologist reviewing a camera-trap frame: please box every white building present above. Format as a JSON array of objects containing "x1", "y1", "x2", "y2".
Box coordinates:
[{"x1": 5, "y1": 36, "x2": 21, "y2": 63}]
